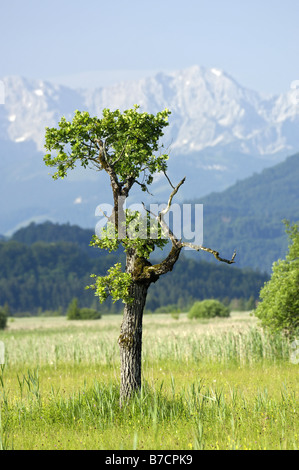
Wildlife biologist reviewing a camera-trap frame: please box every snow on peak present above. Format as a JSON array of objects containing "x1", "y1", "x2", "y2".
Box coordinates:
[
  {"x1": 34, "y1": 89, "x2": 44, "y2": 97},
  {"x1": 1, "y1": 67, "x2": 299, "y2": 159},
  {"x1": 211, "y1": 68, "x2": 223, "y2": 77}
]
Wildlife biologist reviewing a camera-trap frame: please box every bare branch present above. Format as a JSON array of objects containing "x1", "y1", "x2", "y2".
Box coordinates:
[
  {"x1": 96, "y1": 206, "x2": 109, "y2": 220},
  {"x1": 143, "y1": 175, "x2": 236, "y2": 269},
  {"x1": 181, "y1": 242, "x2": 236, "y2": 264},
  {"x1": 142, "y1": 203, "x2": 179, "y2": 250},
  {"x1": 159, "y1": 177, "x2": 186, "y2": 221},
  {"x1": 142, "y1": 177, "x2": 185, "y2": 248},
  {"x1": 163, "y1": 170, "x2": 175, "y2": 189},
  {"x1": 134, "y1": 179, "x2": 154, "y2": 196}
]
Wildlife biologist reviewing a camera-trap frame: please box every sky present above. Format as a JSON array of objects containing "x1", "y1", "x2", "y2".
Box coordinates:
[{"x1": 1, "y1": 0, "x2": 299, "y2": 95}]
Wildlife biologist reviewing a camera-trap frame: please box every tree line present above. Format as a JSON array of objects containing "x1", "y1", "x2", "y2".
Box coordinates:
[{"x1": 0, "y1": 234, "x2": 268, "y2": 315}]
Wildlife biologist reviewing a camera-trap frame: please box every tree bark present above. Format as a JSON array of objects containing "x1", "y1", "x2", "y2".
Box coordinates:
[
  {"x1": 118, "y1": 280, "x2": 148, "y2": 404},
  {"x1": 117, "y1": 244, "x2": 183, "y2": 404}
]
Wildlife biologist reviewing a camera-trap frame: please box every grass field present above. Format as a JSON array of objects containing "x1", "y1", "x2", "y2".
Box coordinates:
[{"x1": 0, "y1": 312, "x2": 298, "y2": 450}]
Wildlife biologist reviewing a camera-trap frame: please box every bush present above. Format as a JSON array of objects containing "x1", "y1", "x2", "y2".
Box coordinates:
[
  {"x1": 67, "y1": 298, "x2": 101, "y2": 320},
  {"x1": 67, "y1": 298, "x2": 81, "y2": 320},
  {"x1": 254, "y1": 221, "x2": 299, "y2": 338},
  {"x1": 188, "y1": 299, "x2": 230, "y2": 319},
  {"x1": 0, "y1": 308, "x2": 8, "y2": 330},
  {"x1": 79, "y1": 308, "x2": 101, "y2": 320}
]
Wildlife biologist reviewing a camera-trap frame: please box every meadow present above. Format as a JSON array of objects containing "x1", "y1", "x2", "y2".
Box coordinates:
[{"x1": 0, "y1": 311, "x2": 298, "y2": 450}]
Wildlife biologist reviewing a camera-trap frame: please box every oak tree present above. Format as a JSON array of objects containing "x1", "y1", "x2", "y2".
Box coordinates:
[{"x1": 44, "y1": 106, "x2": 235, "y2": 403}]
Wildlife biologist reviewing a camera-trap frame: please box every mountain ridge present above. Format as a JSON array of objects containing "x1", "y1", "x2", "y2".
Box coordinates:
[
  {"x1": 1, "y1": 65, "x2": 299, "y2": 233},
  {"x1": 4, "y1": 152, "x2": 298, "y2": 273},
  {"x1": 187, "y1": 152, "x2": 299, "y2": 272}
]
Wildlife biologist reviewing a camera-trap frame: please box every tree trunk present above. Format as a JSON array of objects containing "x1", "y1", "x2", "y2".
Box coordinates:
[{"x1": 118, "y1": 281, "x2": 148, "y2": 404}]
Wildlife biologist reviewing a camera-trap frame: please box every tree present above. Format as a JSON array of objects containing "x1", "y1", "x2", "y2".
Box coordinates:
[
  {"x1": 254, "y1": 221, "x2": 299, "y2": 338},
  {"x1": 66, "y1": 297, "x2": 80, "y2": 320},
  {"x1": 44, "y1": 105, "x2": 235, "y2": 403}
]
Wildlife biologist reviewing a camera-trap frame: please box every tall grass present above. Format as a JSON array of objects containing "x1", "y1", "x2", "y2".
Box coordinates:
[
  {"x1": 0, "y1": 314, "x2": 298, "y2": 450},
  {"x1": 0, "y1": 370, "x2": 297, "y2": 450},
  {"x1": 1, "y1": 315, "x2": 292, "y2": 367}
]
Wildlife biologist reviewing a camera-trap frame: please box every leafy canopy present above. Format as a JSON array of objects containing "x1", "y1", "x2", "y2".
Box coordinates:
[
  {"x1": 44, "y1": 106, "x2": 171, "y2": 305},
  {"x1": 44, "y1": 105, "x2": 170, "y2": 188},
  {"x1": 254, "y1": 221, "x2": 299, "y2": 337}
]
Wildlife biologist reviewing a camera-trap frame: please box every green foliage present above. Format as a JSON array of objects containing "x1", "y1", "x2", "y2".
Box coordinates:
[
  {"x1": 44, "y1": 106, "x2": 172, "y2": 306},
  {"x1": 90, "y1": 224, "x2": 120, "y2": 253},
  {"x1": 88, "y1": 210, "x2": 168, "y2": 304},
  {"x1": 44, "y1": 105, "x2": 170, "y2": 186},
  {"x1": 87, "y1": 263, "x2": 133, "y2": 304},
  {"x1": 90, "y1": 210, "x2": 168, "y2": 259},
  {"x1": 0, "y1": 223, "x2": 267, "y2": 314},
  {"x1": 146, "y1": 255, "x2": 266, "y2": 313},
  {"x1": 0, "y1": 308, "x2": 7, "y2": 329},
  {"x1": 66, "y1": 298, "x2": 101, "y2": 320},
  {"x1": 0, "y1": 315, "x2": 297, "y2": 450},
  {"x1": 76, "y1": 308, "x2": 101, "y2": 320},
  {"x1": 0, "y1": 236, "x2": 122, "y2": 314},
  {"x1": 188, "y1": 299, "x2": 230, "y2": 319},
  {"x1": 189, "y1": 152, "x2": 299, "y2": 272},
  {"x1": 67, "y1": 298, "x2": 81, "y2": 320},
  {"x1": 254, "y1": 221, "x2": 299, "y2": 337},
  {"x1": 37, "y1": 307, "x2": 63, "y2": 317}
]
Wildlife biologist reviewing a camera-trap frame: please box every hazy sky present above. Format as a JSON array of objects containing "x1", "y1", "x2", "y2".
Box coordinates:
[{"x1": 1, "y1": 0, "x2": 299, "y2": 94}]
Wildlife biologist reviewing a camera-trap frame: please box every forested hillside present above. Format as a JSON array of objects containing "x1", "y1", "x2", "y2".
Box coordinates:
[
  {"x1": 0, "y1": 222, "x2": 268, "y2": 314},
  {"x1": 187, "y1": 152, "x2": 299, "y2": 272}
]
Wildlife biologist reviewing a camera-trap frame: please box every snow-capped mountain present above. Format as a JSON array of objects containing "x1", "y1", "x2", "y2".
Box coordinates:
[
  {"x1": 1, "y1": 65, "x2": 299, "y2": 234},
  {"x1": 2, "y1": 66, "x2": 299, "y2": 156}
]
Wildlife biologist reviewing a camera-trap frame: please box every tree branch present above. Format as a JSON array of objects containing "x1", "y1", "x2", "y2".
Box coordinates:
[
  {"x1": 158, "y1": 176, "x2": 186, "y2": 222},
  {"x1": 181, "y1": 242, "x2": 236, "y2": 264},
  {"x1": 163, "y1": 170, "x2": 175, "y2": 189},
  {"x1": 110, "y1": 135, "x2": 131, "y2": 167},
  {"x1": 139, "y1": 175, "x2": 236, "y2": 283}
]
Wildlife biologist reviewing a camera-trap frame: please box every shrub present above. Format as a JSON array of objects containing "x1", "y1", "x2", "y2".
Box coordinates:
[
  {"x1": 79, "y1": 308, "x2": 101, "y2": 320},
  {"x1": 0, "y1": 308, "x2": 8, "y2": 330},
  {"x1": 67, "y1": 298, "x2": 101, "y2": 320},
  {"x1": 67, "y1": 298, "x2": 81, "y2": 320},
  {"x1": 188, "y1": 299, "x2": 230, "y2": 319}
]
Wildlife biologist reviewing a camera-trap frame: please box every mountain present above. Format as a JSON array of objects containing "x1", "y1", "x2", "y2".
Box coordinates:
[
  {"x1": 8, "y1": 151, "x2": 299, "y2": 274},
  {"x1": 1, "y1": 65, "x2": 299, "y2": 233},
  {"x1": 188, "y1": 152, "x2": 299, "y2": 272}
]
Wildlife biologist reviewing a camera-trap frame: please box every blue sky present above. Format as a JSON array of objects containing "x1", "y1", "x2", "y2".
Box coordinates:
[{"x1": 1, "y1": 0, "x2": 299, "y2": 94}]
